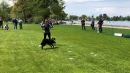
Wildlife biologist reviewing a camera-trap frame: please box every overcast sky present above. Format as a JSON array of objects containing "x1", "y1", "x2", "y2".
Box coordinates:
[
  {"x1": 1, "y1": 0, "x2": 130, "y2": 17},
  {"x1": 0, "y1": 0, "x2": 13, "y2": 6},
  {"x1": 64, "y1": 0, "x2": 130, "y2": 17}
]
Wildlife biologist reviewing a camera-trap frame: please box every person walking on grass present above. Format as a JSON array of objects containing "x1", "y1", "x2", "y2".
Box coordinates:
[
  {"x1": 81, "y1": 19, "x2": 86, "y2": 30},
  {"x1": 0, "y1": 17, "x2": 3, "y2": 29},
  {"x1": 91, "y1": 19, "x2": 95, "y2": 31},
  {"x1": 43, "y1": 20, "x2": 53, "y2": 39}
]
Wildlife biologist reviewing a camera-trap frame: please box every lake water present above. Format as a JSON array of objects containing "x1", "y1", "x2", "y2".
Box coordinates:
[
  {"x1": 86, "y1": 21, "x2": 130, "y2": 26},
  {"x1": 67, "y1": 21, "x2": 130, "y2": 26}
]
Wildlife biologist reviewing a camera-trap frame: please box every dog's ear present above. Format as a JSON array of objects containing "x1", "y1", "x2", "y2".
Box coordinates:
[{"x1": 52, "y1": 38, "x2": 55, "y2": 40}]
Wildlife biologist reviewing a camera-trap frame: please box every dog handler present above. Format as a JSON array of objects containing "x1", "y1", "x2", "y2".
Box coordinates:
[{"x1": 43, "y1": 20, "x2": 53, "y2": 39}]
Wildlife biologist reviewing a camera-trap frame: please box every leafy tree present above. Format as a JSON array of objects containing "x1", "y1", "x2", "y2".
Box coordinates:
[
  {"x1": 0, "y1": 1, "x2": 11, "y2": 21},
  {"x1": 126, "y1": 16, "x2": 130, "y2": 21},
  {"x1": 58, "y1": 11, "x2": 67, "y2": 20},
  {"x1": 99, "y1": 14, "x2": 103, "y2": 18},
  {"x1": 69, "y1": 15, "x2": 78, "y2": 20},
  {"x1": 11, "y1": 0, "x2": 66, "y2": 23},
  {"x1": 81, "y1": 14, "x2": 87, "y2": 19}
]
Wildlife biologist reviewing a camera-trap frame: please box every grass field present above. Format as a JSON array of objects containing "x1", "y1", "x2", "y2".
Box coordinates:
[{"x1": 0, "y1": 23, "x2": 130, "y2": 73}]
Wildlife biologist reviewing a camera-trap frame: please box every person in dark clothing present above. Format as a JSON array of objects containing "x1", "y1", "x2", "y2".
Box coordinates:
[
  {"x1": 71, "y1": 20, "x2": 73, "y2": 25},
  {"x1": 13, "y1": 18, "x2": 18, "y2": 29},
  {"x1": 43, "y1": 20, "x2": 53, "y2": 39},
  {"x1": 81, "y1": 19, "x2": 86, "y2": 30},
  {"x1": 91, "y1": 20, "x2": 95, "y2": 31},
  {"x1": 98, "y1": 18, "x2": 104, "y2": 33},
  {"x1": 0, "y1": 17, "x2": 3, "y2": 29}
]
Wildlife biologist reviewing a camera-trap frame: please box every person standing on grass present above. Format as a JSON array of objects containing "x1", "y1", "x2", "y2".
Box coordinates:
[
  {"x1": 71, "y1": 20, "x2": 73, "y2": 25},
  {"x1": 19, "y1": 18, "x2": 23, "y2": 29},
  {"x1": 81, "y1": 19, "x2": 86, "y2": 30},
  {"x1": 13, "y1": 18, "x2": 18, "y2": 29},
  {"x1": 91, "y1": 19, "x2": 95, "y2": 31},
  {"x1": 43, "y1": 20, "x2": 53, "y2": 39},
  {"x1": 0, "y1": 17, "x2": 3, "y2": 29},
  {"x1": 97, "y1": 18, "x2": 104, "y2": 33}
]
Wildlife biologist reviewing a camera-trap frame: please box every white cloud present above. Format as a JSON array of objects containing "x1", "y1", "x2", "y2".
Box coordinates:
[
  {"x1": 125, "y1": 11, "x2": 130, "y2": 14},
  {"x1": 64, "y1": 0, "x2": 130, "y2": 17},
  {"x1": 0, "y1": 0, "x2": 14, "y2": 6},
  {"x1": 96, "y1": 7, "x2": 116, "y2": 13},
  {"x1": 8, "y1": 1, "x2": 14, "y2": 6}
]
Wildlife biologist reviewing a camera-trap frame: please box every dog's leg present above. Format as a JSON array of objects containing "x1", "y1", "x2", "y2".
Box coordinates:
[
  {"x1": 52, "y1": 45, "x2": 54, "y2": 48},
  {"x1": 49, "y1": 45, "x2": 52, "y2": 48},
  {"x1": 41, "y1": 45, "x2": 44, "y2": 49}
]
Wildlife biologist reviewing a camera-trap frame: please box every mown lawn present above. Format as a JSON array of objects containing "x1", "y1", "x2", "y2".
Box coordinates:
[{"x1": 0, "y1": 23, "x2": 130, "y2": 73}]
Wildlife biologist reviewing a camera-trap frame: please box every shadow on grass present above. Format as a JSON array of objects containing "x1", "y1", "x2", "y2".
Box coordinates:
[
  {"x1": 55, "y1": 44, "x2": 66, "y2": 46},
  {"x1": 42, "y1": 44, "x2": 65, "y2": 50},
  {"x1": 43, "y1": 46, "x2": 59, "y2": 50}
]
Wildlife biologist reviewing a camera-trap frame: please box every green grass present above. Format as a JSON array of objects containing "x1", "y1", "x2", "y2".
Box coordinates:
[{"x1": 0, "y1": 23, "x2": 130, "y2": 73}]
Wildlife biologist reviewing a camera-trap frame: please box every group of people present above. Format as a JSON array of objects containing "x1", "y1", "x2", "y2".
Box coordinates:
[
  {"x1": 12, "y1": 18, "x2": 23, "y2": 29},
  {"x1": 40, "y1": 18, "x2": 104, "y2": 40},
  {"x1": 41, "y1": 20, "x2": 53, "y2": 39},
  {"x1": 0, "y1": 17, "x2": 23, "y2": 30},
  {"x1": 81, "y1": 18, "x2": 104, "y2": 33}
]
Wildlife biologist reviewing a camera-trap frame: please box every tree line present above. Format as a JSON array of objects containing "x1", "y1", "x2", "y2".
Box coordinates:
[
  {"x1": 0, "y1": 0, "x2": 130, "y2": 24},
  {"x1": 0, "y1": 0, "x2": 67, "y2": 23},
  {"x1": 69, "y1": 14, "x2": 130, "y2": 21}
]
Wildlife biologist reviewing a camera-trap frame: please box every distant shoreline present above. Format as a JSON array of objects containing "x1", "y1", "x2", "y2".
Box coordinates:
[
  {"x1": 65, "y1": 23, "x2": 130, "y2": 29},
  {"x1": 65, "y1": 21, "x2": 130, "y2": 29}
]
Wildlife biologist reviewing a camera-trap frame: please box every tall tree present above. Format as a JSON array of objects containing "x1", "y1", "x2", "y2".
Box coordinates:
[
  {"x1": 0, "y1": 1, "x2": 10, "y2": 21},
  {"x1": 11, "y1": 0, "x2": 66, "y2": 23}
]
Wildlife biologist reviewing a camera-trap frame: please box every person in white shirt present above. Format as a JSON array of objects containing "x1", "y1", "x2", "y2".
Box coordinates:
[{"x1": 19, "y1": 19, "x2": 23, "y2": 29}]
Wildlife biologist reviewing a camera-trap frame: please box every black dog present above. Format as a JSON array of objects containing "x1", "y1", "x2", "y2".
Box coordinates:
[{"x1": 40, "y1": 38, "x2": 56, "y2": 49}]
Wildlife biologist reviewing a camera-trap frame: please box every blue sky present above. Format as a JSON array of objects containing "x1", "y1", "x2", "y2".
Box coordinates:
[{"x1": 64, "y1": 0, "x2": 130, "y2": 17}]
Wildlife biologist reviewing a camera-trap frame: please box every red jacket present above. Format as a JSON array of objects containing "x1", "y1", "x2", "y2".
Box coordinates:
[{"x1": 81, "y1": 20, "x2": 85, "y2": 25}]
